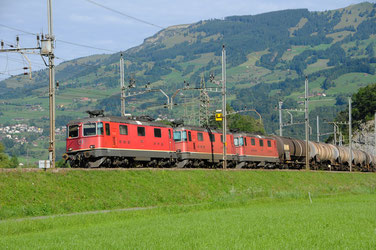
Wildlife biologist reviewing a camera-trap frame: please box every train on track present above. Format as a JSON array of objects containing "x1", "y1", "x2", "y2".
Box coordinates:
[{"x1": 63, "y1": 113, "x2": 375, "y2": 171}]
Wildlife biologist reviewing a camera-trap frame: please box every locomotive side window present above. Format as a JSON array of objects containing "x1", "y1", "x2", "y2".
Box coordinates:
[
  {"x1": 119, "y1": 125, "x2": 128, "y2": 135},
  {"x1": 188, "y1": 131, "x2": 192, "y2": 141},
  {"x1": 251, "y1": 138, "x2": 256, "y2": 146},
  {"x1": 105, "y1": 123, "x2": 110, "y2": 135},
  {"x1": 267, "y1": 140, "x2": 272, "y2": 147},
  {"x1": 173, "y1": 131, "x2": 181, "y2": 141},
  {"x1": 220, "y1": 135, "x2": 223, "y2": 143},
  {"x1": 234, "y1": 137, "x2": 239, "y2": 146},
  {"x1": 68, "y1": 125, "x2": 79, "y2": 138},
  {"x1": 154, "y1": 128, "x2": 162, "y2": 138},
  {"x1": 209, "y1": 133, "x2": 215, "y2": 142},
  {"x1": 169, "y1": 129, "x2": 171, "y2": 139},
  {"x1": 259, "y1": 139, "x2": 264, "y2": 147},
  {"x1": 138, "y1": 126, "x2": 145, "y2": 136},
  {"x1": 244, "y1": 138, "x2": 247, "y2": 146},
  {"x1": 198, "y1": 132, "x2": 204, "y2": 141},
  {"x1": 83, "y1": 123, "x2": 96, "y2": 136},
  {"x1": 97, "y1": 122, "x2": 104, "y2": 135}
]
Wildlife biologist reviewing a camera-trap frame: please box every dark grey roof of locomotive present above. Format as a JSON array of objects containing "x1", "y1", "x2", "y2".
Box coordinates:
[
  {"x1": 66, "y1": 116, "x2": 172, "y2": 128},
  {"x1": 175, "y1": 125, "x2": 223, "y2": 134}
]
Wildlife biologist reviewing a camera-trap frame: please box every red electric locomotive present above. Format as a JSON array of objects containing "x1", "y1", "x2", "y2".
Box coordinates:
[
  {"x1": 173, "y1": 126, "x2": 236, "y2": 168},
  {"x1": 233, "y1": 133, "x2": 279, "y2": 168},
  {"x1": 63, "y1": 115, "x2": 175, "y2": 168}
]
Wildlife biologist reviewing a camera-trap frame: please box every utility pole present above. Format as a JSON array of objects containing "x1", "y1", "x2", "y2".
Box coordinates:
[
  {"x1": 349, "y1": 97, "x2": 352, "y2": 172},
  {"x1": 279, "y1": 101, "x2": 283, "y2": 136},
  {"x1": 0, "y1": 1, "x2": 55, "y2": 167},
  {"x1": 333, "y1": 124, "x2": 337, "y2": 145},
  {"x1": 305, "y1": 76, "x2": 309, "y2": 170},
  {"x1": 222, "y1": 45, "x2": 227, "y2": 169},
  {"x1": 120, "y1": 54, "x2": 125, "y2": 116},
  {"x1": 316, "y1": 115, "x2": 319, "y2": 142},
  {"x1": 46, "y1": 0, "x2": 56, "y2": 168}
]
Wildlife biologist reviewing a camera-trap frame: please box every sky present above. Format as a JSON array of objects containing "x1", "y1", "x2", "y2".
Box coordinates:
[{"x1": 0, "y1": 0, "x2": 371, "y2": 80}]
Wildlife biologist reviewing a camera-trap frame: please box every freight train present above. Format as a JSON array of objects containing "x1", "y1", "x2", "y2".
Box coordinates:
[{"x1": 63, "y1": 113, "x2": 375, "y2": 171}]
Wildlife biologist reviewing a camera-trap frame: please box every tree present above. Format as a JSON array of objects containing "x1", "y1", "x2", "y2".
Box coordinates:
[
  {"x1": 9, "y1": 155, "x2": 19, "y2": 168},
  {"x1": 0, "y1": 143, "x2": 10, "y2": 168},
  {"x1": 209, "y1": 104, "x2": 265, "y2": 134}
]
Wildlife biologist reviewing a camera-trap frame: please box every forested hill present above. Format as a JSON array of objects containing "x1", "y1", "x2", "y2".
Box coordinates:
[{"x1": 1, "y1": 2, "x2": 376, "y2": 139}]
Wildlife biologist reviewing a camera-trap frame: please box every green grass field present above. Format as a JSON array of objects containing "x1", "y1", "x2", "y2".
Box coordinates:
[
  {"x1": 0, "y1": 193, "x2": 375, "y2": 249},
  {"x1": 0, "y1": 170, "x2": 376, "y2": 248}
]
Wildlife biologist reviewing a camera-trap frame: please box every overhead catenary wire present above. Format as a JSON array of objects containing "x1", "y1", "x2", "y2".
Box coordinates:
[
  {"x1": 56, "y1": 39, "x2": 117, "y2": 53},
  {"x1": 83, "y1": 0, "x2": 165, "y2": 29},
  {"x1": 0, "y1": 23, "x2": 117, "y2": 53}
]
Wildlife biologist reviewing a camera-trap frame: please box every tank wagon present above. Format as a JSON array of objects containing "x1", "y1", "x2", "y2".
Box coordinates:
[{"x1": 64, "y1": 114, "x2": 375, "y2": 171}]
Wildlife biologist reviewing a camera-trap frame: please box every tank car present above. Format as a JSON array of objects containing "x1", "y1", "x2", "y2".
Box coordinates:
[{"x1": 272, "y1": 136, "x2": 307, "y2": 168}]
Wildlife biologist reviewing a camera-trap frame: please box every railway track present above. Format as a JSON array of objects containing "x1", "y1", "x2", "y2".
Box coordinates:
[{"x1": 0, "y1": 167, "x2": 371, "y2": 173}]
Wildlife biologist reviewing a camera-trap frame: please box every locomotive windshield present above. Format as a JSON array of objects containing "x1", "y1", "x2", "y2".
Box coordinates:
[
  {"x1": 68, "y1": 125, "x2": 79, "y2": 138},
  {"x1": 239, "y1": 137, "x2": 244, "y2": 146},
  {"x1": 83, "y1": 123, "x2": 97, "y2": 136},
  {"x1": 97, "y1": 122, "x2": 104, "y2": 135},
  {"x1": 173, "y1": 131, "x2": 187, "y2": 142}
]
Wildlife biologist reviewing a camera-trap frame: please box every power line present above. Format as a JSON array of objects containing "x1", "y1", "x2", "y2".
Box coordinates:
[
  {"x1": 56, "y1": 39, "x2": 117, "y2": 53},
  {"x1": 0, "y1": 23, "x2": 117, "y2": 53},
  {"x1": 84, "y1": 0, "x2": 165, "y2": 29},
  {"x1": 0, "y1": 24, "x2": 36, "y2": 35}
]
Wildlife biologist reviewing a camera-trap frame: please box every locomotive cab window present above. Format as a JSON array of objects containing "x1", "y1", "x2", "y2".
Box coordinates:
[
  {"x1": 267, "y1": 140, "x2": 272, "y2": 147},
  {"x1": 154, "y1": 128, "x2": 161, "y2": 138},
  {"x1": 234, "y1": 137, "x2": 239, "y2": 146},
  {"x1": 105, "y1": 123, "x2": 110, "y2": 136},
  {"x1": 251, "y1": 138, "x2": 256, "y2": 146},
  {"x1": 68, "y1": 125, "x2": 79, "y2": 138},
  {"x1": 198, "y1": 132, "x2": 204, "y2": 141},
  {"x1": 138, "y1": 126, "x2": 145, "y2": 136},
  {"x1": 259, "y1": 139, "x2": 264, "y2": 147},
  {"x1": 188, "y1": 131, "x2": 192, "y2": 141},
  {"x1": 119, "y1": 125, "x2": 128, "y2": 135},
  {"x1": 83, "y1": 123, "x2": 96, "y2": 136},
  {"x1": 97, "y1": 122, "x2": 104, "y2": 135}
]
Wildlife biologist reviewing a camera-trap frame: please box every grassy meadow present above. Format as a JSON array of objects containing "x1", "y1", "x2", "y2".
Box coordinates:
[
  {"x1": 0, "y1": 169, "x2": 375, "y2": 248},
  {"x1": 0, "y1": 193, "x2": 375, "y2": 249}
]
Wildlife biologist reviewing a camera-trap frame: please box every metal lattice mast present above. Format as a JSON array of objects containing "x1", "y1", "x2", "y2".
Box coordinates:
[{"x1": 199, "y1": 76, "x2": 210, "y2": 126}]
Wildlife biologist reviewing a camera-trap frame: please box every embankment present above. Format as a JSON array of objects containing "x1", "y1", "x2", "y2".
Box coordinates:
[{"x1": 0, "y1": 169, "x2": 375, "y2": 219}]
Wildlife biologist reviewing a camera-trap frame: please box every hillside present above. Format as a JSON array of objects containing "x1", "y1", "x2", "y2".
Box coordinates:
[{"x1": 0, "y1": 2, "x2": 376, "y2": 162}]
